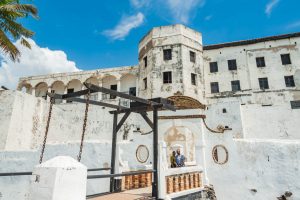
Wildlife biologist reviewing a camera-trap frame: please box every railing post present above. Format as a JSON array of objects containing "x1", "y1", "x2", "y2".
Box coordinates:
[
  {"x1": 110, "y1": 112, "x2": 118, "y2": 192},
  {"x1": 152, "y1": 107, "x2": 159, "y2": 198}
]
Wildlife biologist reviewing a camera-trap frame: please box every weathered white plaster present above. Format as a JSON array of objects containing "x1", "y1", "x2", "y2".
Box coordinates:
[{"x1": 30, "y1": 156, "x2": 87, "y2": 200}]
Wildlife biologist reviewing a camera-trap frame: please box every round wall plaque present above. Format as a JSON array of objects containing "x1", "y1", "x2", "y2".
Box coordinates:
[{"x1": 136, "y1": 145, "x2": 149, "y2": 163}]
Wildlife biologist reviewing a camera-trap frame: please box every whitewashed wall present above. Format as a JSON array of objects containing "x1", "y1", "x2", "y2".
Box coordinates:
[
  {"x1": 204, "y1": 37, "x2": 300, "y2": 105},
  {"x1": 241, "y1": 103, "x2": 300, "y2": 139},
  {"x1": 205, "y1": 101, "x2": 300, "y2": 200}
]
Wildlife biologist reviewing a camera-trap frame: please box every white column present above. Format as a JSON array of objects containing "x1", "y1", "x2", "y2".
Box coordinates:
[
  {"x1": 199, "y1": 120, "x2": 209, "y2": 185},
  {"x1": 99, "y1": 79, "x2": 103, "y2": 100},
  {"x1": 30, "y1": 156, "x2": 87, "y2": 200},
  {"x1": 117, "y1": 79, "x2": 121, "y2": 92},
  {"x1": 158, "y1": 142, "x2": 168, "y2": 199}
]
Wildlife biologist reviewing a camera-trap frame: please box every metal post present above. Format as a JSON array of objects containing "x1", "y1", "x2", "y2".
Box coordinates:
[
  {"x1": 110, "y1": 113, "x2": 118, "y2": 192},
  {"x1": 152, "y1": 107, "x2": 159, "y2": 198}
]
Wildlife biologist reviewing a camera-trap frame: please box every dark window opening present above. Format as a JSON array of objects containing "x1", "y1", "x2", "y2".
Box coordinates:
[
  {"x1": 110, "y1": 84, "x2": 117, "y2": 99},
  {"x1": 143, "y1": 78, "x2": 147, "y2": 89},
  {"x1": 190, "y1": 51, "x2": 196, "y2": 63},
  {"x1": 163, "y1": 49, "x2": 172, "y2": 61},
  {"x1": 144, "y1": 56, "x2": 147, "y2": 68},
  {"x1": 191, "y1": 73, "x2": 197, "y2": 85},
  {"x1": 259, "y1": 78, "x2": 269, "y2": 90},
  {"x1": 129, "y1": 87, "x2": 136, "y2": 96},
  {"x1": 291, "y1": 101, "x2": 300, "y2": 109},
  {"x1": 210, "y1": 62, "x2": 218, "y2": 73},
  {"x1": 228, "y1": 59, "x2": 237, "y2": 70},
  {"x1": 281, "y1": 54, "x2": 291, "y2": 65},
  {"x1": 211, "y1": 82, "x2": 219, "y2": 93},
  {"x1": 285, "y1": 76, "x2": 295, "y2": 87},
  {"x1": 67, "y1": 88, "x2": 74, "y2": 103},
  {"x1": 256, "y1": 57, "x2": 266, "y2": 68},
  {"x1": 231, "y1": 80, "x2": 241, "y2": 92},
  {"x1": 163, "y1": 71, "x2": 172, "y2": 84},
  {"x1": 222, "y1": 108, "x2": 227, "y2": 113}
]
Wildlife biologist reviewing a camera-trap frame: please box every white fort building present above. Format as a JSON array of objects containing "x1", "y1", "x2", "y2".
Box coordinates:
[{"x1": 1, "y1": 24, "x2": 300, "y2": 200}]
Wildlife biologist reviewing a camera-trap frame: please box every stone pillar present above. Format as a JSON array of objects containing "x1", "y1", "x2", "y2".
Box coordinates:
[
  {"x1": 30, "y1": 156, "x2": 87, "y2": 200},
  {"x1": 158, "y1": 142, "x2": 168, "y2": 199},
  {"x1": 99, "y1": 79, "x2": 103, "y2": 100}
]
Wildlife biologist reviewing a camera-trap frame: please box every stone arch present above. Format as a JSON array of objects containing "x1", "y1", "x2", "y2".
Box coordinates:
[
  {"x1": 120, "y1": 73, "x2": 137, "y2": 96},
  {"x1": 85, "y1": 77, "x2": 99, "y2": 100},
  {"x1": 164, "y1": 126, "x2": 195, "y2": 166},
  {"x1": 51, "y1": 81, "x2": 65, "y2": 103},
  {"x1": 35, "y1": 82, "x2": 48, "y2": 99},
  {"x1": 19, "y1": 83, "x2": 33, "y2": 94},
  {"x1": 85, "y1": 76, "x2": 98, "y2": 85},
  {"x1": 102, "y1": 75, "x2": 117, "y2": 99},
  {"x1": 67, "y1": 79, "x2": 82, "y2": 92}
]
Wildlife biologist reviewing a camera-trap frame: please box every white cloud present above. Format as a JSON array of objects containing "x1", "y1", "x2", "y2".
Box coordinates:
[
  {"x1": 286, "y1": 20, "x2": 300, "y2": 29},
  {"x1": 103, "y1": 12, "x2": 145, "y2": 40},
  {"x1": 265, "y1": 0, "x2": 280, "y2": 16},
  {"x1": 0, "y1": 38, "x2": 79, "y2": 89},
  {"x1": 130, "y1": 0, "x2": 150, "y2": 8},
  {"x1": 166, "y1": 0, "x2": 205, "y2": 24}
]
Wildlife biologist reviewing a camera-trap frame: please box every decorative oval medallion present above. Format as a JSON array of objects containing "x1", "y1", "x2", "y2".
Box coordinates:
[{"x1": 136, "y1": 145, "x2": 149, "y2": 163}]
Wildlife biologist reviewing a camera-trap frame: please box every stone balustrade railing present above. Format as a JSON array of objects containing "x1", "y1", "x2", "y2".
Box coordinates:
[
  {"x1": 166, "y1": 172, "x2": 202, "y2": 194},
  {"x1": 122, "y1": 172, "x2": 152, "y2": 190}
]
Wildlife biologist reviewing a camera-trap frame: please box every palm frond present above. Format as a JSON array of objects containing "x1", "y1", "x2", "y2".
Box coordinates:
[
  {"x1": 0, "y1": 17, "x2": 34, "y2": 38},
  {"x1": 0, "y1": 29, "x2": 20, "y2": 61},
  {"x1": 20, "y1": 37, "x2": 31, "y2": 49},
  {"x1": 0, "y1": 4, "x2": 38, "y2": 18}
]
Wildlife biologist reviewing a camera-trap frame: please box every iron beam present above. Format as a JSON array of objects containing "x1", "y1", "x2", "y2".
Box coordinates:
[
  {"x1": 67, "y1": 97, "x2": 127, "y2": 110},
  {"x1": 85, "y1": 83, "x2": 160, "y2": 106},
  {"x1": 152, "y1": 107, "x2": 159, "y2": 198},
  {"x1": 116, "y1": 112, "x2": 131, "y2": 132},
  {"x1": 88, "y1": 170, "x2": 155, "y2": 179},
  {"x1": 140, "y1": 112, "x2": 154, "y2": 129},
  {"x1": 110, "y1": 113, "x2": 118, "y2": 193}
]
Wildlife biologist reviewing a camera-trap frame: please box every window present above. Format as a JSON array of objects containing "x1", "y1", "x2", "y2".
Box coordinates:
[
  {"x1": 210, "y1": 62, "x2": 218, "y2": 73},
  {"x1": 191, "y1": 73, "x2": 197, "y2": 85},
  {"x1": 143, "y1": 56, "x2": 147, "y2": 68},
  {"x1": 291, "y1": 101, "x2": 300, "y2": 109},
  {"x1": 190, "y1": 51, "x2": 196, "y2": 63},
  {"x1": 281, "y1": 54, "x2": 291, "y2": 65},
  {"x1": 163, "y1": 49, "x2": 172, "y2": 61},
  {"x1": 163, "y1": 71, "x2": 172, "y2": 84},
  {"x1": 129, "y1": 87, "x2": 136, "y2": 96},
  {"x1": 256, "y1": 57, "x2": 266, "y2": 68},
  {"x1": 284, "y1": 76, "x2": 295, "y2": 87},
  {"x1": 110, "y1": 85, "x2": 117, "y2": 99},
  {"x1": 258, "y1": 78, "x2": 269, "y2": 90},
  {"x1": 231, "y1": 80, "x2": 241, "y2": 92},
  {"x1": 67, "y1": 88, "x2": 74, "y2": 103},
  {"x1": 228, "y1": 59, "x2": 237, "y2": 70},
  {"x1": 210, "y1": 82, "x2": 219, "y2": 93},
  {"x1": 143, "y1": 78, "x2": 147, "y2": 89}
]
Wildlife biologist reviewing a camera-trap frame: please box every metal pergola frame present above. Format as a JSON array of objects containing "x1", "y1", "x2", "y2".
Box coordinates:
[{"x1": 47, "y1": 82, "x2": 176, "y2": 198}]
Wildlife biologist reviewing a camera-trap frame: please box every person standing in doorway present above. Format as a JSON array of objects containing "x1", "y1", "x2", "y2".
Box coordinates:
[
  {"x1": 170, "y1": 151, "x2": 177, "y2": 168},
  {"x1": 175, "y1": 149, "x2": 185, "y2": 167}
]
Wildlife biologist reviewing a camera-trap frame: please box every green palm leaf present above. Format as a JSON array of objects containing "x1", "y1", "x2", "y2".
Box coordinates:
[{"x1": 0, "y1": 0, "x2": 38, "y2": 62}]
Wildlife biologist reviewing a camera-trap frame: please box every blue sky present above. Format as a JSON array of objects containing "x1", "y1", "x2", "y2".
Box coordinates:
[{"x1": 1, "y1": 0, "x2": 300, "y2": 88}]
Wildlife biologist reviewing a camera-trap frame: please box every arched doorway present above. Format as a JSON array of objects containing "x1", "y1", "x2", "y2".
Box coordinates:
[
  {"x1": 35, "y1": 82, "x2": 48, "y2": 99},
  {"x1": 164, "y1": 126, "x2": 195, "y2": 167},
  {"x1": 51, "y1": 81, "x2": 65, "y2": 103},
  {"x1": 85, "y1": 77, "x2": 99, "y2": 100},
  {"x1": 102, "y1": 75, "x2": 117, "y2": 100},
  {"x1": 66, "y1": 79, "x2": 82, "y2": 103}
]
